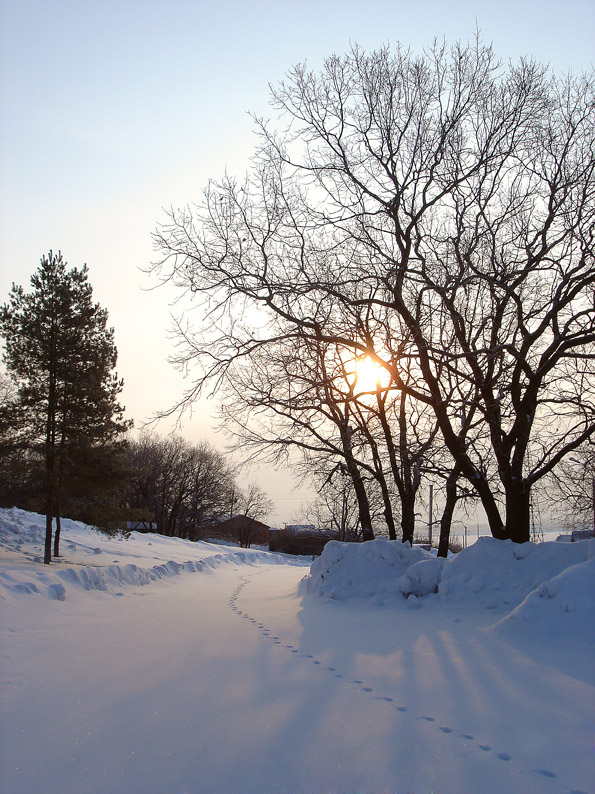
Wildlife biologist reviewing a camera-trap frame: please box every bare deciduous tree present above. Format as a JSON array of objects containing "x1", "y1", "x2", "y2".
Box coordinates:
[
  {"x1": 542, "y1": 443, "x2": 595, "y2": 532},
  {"x1": 231, "y1": 482, "x2": 274, "y2": 548},
  {"x1": 151, "y1": 39, "x2": 595, "y2": 544},
  {"x1": 127, "y1": 431, "x2": 235, "y2": 540}
]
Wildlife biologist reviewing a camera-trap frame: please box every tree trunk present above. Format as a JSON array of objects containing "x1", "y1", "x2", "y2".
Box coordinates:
[
  {"x1": 347, "y1": 458, "x2": 374, "y2": 541},
  {"x1": 44, "y1": 449, "x2": 55, "y2": 564},
  {"x1": 504, "y1": 483, "x2": 531, "y2": 543},
  {"x1": 366, "y1": 436, "x2": 397, "y2": 539},
  {"x1": 381, "y1": 491, "x2": 397, "y2": 541},
  {"x1": 44, "y1": 486, "x2": 53, "y2": 564},
  {"x1": 340, "y1": 425, "x2": 374, "y2": 541},
  {"x1": 369, "y1": 445, "x2": 397, "y2": 540},
  {"x1": 44, "y1": 373, "x2": 57, "y2": 564},
  {"x1": 463, "y1": 466, "x2": 507, "y2": 540},
  {"x1": 53, "y1": 504, "x2": 62, "y2": 558},
  {"x1": 374, "y1": 389, "x2": 401, "y2": 541},
  {"x1": 339, "y1": 488, "x2": 348, "y2": 542},
  {"x1": 401, "y1": 494, "x2": 415, "y2": 545},
  {"x1": 352, "y1": 469, "x2": 374, "y2": 541},
  {"x1": 53, "y1": 440, "x2": 65, "y2": 558},
  {"x1": 437, "y1": 467, "x2": 460, "y2": 558}
]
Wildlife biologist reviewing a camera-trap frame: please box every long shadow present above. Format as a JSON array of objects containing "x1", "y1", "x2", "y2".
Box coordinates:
[{"x1": 290, "y1": 589, "x2": 593, "y2": 789}]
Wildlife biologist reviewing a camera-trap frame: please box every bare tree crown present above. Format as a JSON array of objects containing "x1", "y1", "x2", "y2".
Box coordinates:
[{"x1": 151, "y1": 39, "x2": 594, "y2": 544}]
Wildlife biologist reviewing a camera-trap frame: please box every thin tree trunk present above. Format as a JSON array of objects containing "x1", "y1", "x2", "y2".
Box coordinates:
[
  {"x1": 44, "y1": 473, "x2": 53, "y2": 565},
  {"x1": 53, "y1": 494, "x2": 62, "y2": 558},
  {"x1": 365, "y1": 423, "x2": 397, "y2": 540},
  {"x1": 379, "y1": 485, "x2": 397, "y2": 541},
  {"x1": 398, "y1": 394, "x2": 419, "y2": 545},
  {"x1": 44, "y1": 406, "x2": 55, "y2": 563},
  {"x1": 44, "y1": 367, "x2": 57, "y2": 564},
  {"x1": 437, "y1": 466, "x2": 460, "y2": 558},
  {"x1": 53, "y1": 427, "x2": 66, "y2": 558},
  {"x1": 350, "y1": 461, "x2": 374, "y2": 541},
  {"x1": 341, "y1": 426, "x2": 374, "y2": 541}
]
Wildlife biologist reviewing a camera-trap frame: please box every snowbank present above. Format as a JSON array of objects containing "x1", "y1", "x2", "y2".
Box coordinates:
[
  {"x1": 3, "y1": 507, "x2": 595, "y2": 665},
  {"x1": 438, "y1": 536, "x2": 595, "y2": 610},
  {"x1": 492, "y1": 555, "x2": 595, "y2": 643},
  {"x1": 0, "y1": 507, "x2": 299, "y2": 602},
  {"x1": 301, "y1": 538, "x2": 436, "y2": 601},
  {"x1": 301, "y1": 534, "x2": 595, "y2": 617}
]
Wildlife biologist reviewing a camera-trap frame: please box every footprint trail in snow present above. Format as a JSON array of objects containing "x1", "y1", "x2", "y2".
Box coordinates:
[{"x1": 227, "y1": 572, "x2": 578, "y2": 792}]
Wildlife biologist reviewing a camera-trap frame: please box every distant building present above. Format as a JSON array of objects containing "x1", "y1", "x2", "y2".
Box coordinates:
[
  {"x1": 284, "y1": 524, "x2": 316, "y2": 533},
  {"x1": 270, "y1": 525, "x2": 339, "y2": 556},
  {"x1": 555, "y1": 529, "x2": 595, "y2": 543},
  {"x1": 211, "y1": 515, "x2": 270, "y2": 548}
]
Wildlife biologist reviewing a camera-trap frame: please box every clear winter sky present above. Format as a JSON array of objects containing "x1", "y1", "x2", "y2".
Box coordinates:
[{"x1": 1, "y1": 0, "x2": 594, "y2": 524}]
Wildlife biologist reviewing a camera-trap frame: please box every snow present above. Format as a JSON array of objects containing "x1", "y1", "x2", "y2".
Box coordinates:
[
  {"x1": 303, "y1": 538, "x2": 447, "y2": 601},
  {"x1": 1, "y1": 508, "x2": 594, "y2": 794}
]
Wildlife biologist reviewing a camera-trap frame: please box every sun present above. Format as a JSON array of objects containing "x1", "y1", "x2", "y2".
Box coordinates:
[{"x1": 353, "y1": 355, "x2": 388, "y2": 394}]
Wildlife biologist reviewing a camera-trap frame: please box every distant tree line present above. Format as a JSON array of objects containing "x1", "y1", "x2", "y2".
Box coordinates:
[
  {"x1": 0, "y1": 252, "x2": 272, "y2": 562},
  {"x1": 125, "y1": 430, "x2": 271, "y2": 544}
]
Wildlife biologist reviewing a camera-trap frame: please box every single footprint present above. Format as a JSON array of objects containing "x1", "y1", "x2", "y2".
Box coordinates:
[
  {"x1": 459, "y1": 734, "x2": 474, "y2": 740},
  {"x1": 352, "y1": 680, "x2": 364, "y2": 684},
  {"x1": 478, "y1": 745, "x2": 491, "y2": 752},
  {"x1": 421, "y1": 716, "x2": 435, "y2": 722},
  {"x1": 497, "y1": 753, "x2": 512, "y2": 762},
  {"x1": 397, "y1": 706, "x2": 408, "y2": 712},
  {"x1": 362, "y1": 687, "x2": 373, "y2": 692},
  {"x1": 534, "y1": 769, "x2": 557, "y2": 779},
  {"x1": 440, "y1": 727, "x2": 453, "y2": 734},
  {"x1": 327, "y1": 666, "x2": 336, "y2": 671},
  {"x1": 376, "y1": 696, "x2": 393, "y2": 702}
]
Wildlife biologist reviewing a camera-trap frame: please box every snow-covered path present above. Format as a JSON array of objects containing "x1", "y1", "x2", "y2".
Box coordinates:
[{"x1": 2, "y1": 555, "x2": 593, "y2": 794}]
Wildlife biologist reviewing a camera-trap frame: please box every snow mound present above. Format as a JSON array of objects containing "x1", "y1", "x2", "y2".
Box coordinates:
[
  {"x1": 301, "y1": 539, "x2": 433, "y2": 601},
  {"x1": 0, "y1": 507, "x2": 305, "y2": 602},
  {"x1": 0, "y1": 549, "x2": 293, "y2": 601},
  {"x1": 492, "y1": 556, "x2": 595, "y2": 645},
  {"x1": 301, "y1": 536, "x2": 595, "y2": 617},
  {"x1": 438, "y1": 536, "x2": 595, "y2": 611},
  {"x1": 0, "y1": 508, "x2": 48, "y2": 547},
  {"x1": 400, "y1": 556, "x2": 448, "y2": 597}
]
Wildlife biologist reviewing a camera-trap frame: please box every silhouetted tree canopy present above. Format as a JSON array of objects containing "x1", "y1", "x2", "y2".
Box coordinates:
[{"x1": 152, "y1": 39, "x2": 595, "y2": 543}]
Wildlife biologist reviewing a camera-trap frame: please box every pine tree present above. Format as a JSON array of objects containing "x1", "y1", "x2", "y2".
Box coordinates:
[{"x1": 0, "y1": 251, "x2": 132, "y2": 562}]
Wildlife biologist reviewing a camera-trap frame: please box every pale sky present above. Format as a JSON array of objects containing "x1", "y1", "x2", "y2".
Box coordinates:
[{"x1": 1, "y1": 0, "x2": 593, "y2": 524}]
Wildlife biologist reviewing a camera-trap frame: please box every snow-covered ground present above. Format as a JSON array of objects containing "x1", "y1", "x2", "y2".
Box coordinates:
[{"x1": 1, "y1": 508, "x2": 594, "y2": 794}]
